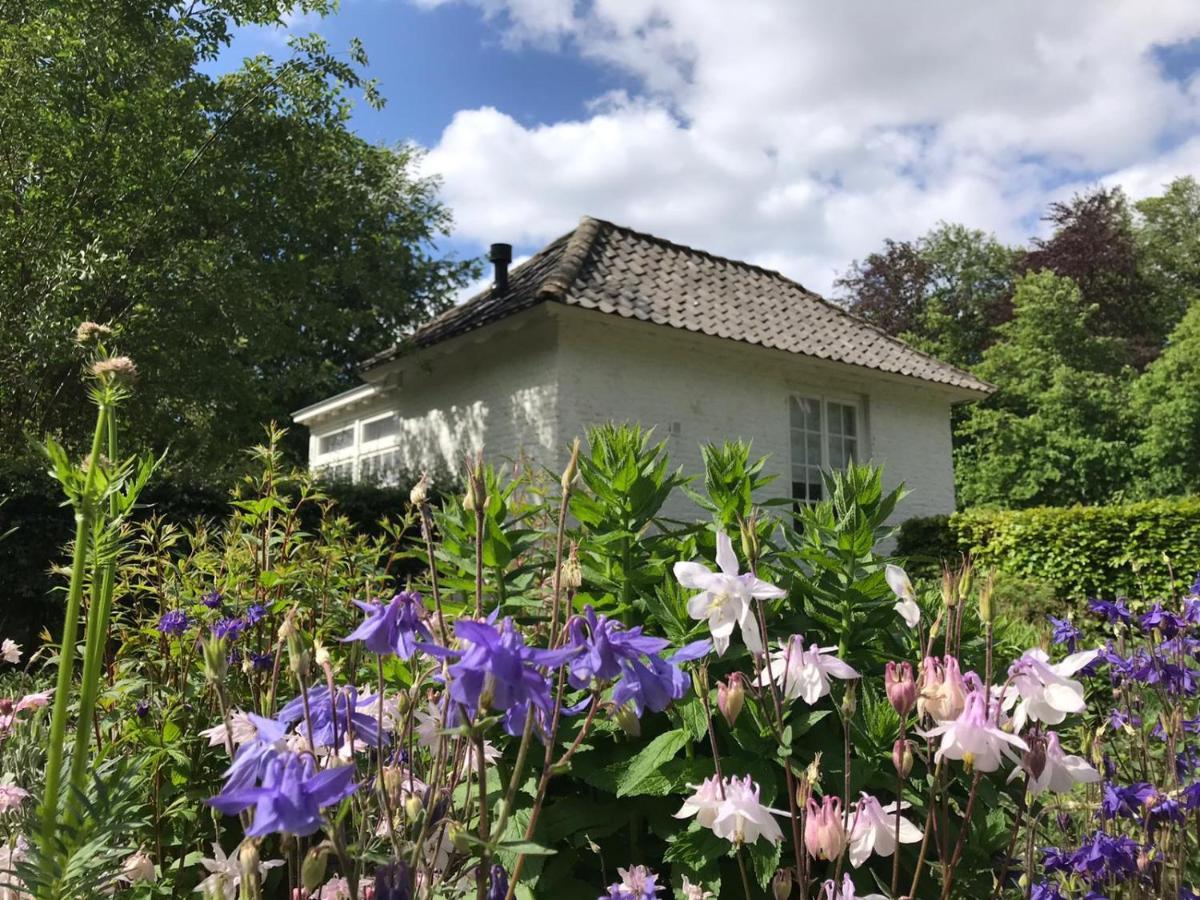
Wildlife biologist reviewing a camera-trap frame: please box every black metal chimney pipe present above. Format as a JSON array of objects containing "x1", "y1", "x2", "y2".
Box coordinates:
[{"x1": 489, "y1": 242, "x2": 513, "y2": 294}]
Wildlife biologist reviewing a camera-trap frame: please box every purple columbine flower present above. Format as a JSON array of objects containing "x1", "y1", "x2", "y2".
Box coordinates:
[
  {"x1": 1068, "y1": 831, "x2": 1141, "y2": 880},
  {"x1": 212, "y1": 617, "x2": 247, "y2": 641},
  {"x1": 1030, "y1": 883, "x2": 1064, "y2": 900},
  {"x1": 486, "y1": 865, "x2": 509, "y2": 900},
  {"x1": 601, "y1": 865, "x2": 663, "y2": 899},
  {"x1": 135, "y1": 699, "x2": 150, "y2": 718},
  {"x1": 245, "y1": 604, "x2": 267, "y2": 626},
  {"x1": 1047, "y1": 616, "x2": 1080, "y2": 652},
  {"x1": 342, "y1": 592, "x2": 430, "y2": 659},
  {"x1": 157, "y1": 610, "x2": 190, "y2": 636},
  {"x1": 610, "y1": 638, "x2": 712, "y2": 717},
  {"x1": 207, "y1": 751, "x2": 356, "y2": 837},
  {"x1": 201, "y1": 591, "x2": 223, "y2": 609},
  {"x1": 277, "y1": 685, "x2": 381, "y2": 750},
  {"x1": 1141, "y1": 603, "x2": 1185, "y2": 639},
  {"x1": 374, "y1": 860, "x2": 412, "y2": 900},
  {"x1": 1041, "y1": 847, "x2": 1071, "y2": 875},
  {"x1": 1089, "y1": 598, "x2": 1132, "y2": 625},
  {"x1": 432, "y1": 614, "x2": 580, "y2": 737},
  {"x1": 250, "y1": 652, "x2": 274, "y2": 672},
  {"x1": 1100, "y1": 781, "x2": 1155, "y2": 819}
]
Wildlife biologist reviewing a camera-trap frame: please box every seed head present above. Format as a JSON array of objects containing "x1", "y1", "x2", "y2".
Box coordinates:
[{"x1": 90, "y1": 355, "x2": 138, "y2": 384}]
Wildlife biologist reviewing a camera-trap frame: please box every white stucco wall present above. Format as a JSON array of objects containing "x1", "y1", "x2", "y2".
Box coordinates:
[{"x1": 552, "y1": 306, "x2": 965, "y2": 522}]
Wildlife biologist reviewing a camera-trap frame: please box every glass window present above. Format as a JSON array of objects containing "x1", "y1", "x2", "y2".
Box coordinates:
[
  {"x1": 790, "y1": 396, "x2": 860, "y2": 505},
  {"x1": 363, "y1": 414, "x2": 398, "y2": 443},
  {"x1": 318, "y1": 427, "x2": 354, "y2": 456},
  {"x1": 360, "y1": 450, "x2": 402, "y2": 487},
  {"x1": 317, "y1": 460, "x2": 354, "y2": 482}
]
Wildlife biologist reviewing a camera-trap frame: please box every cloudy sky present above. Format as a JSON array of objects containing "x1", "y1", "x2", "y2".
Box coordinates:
[{"x1": 217, "y1": 1, "x2": 1200, "y2": 296}]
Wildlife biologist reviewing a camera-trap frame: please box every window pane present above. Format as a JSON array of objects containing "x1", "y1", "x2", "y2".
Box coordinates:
[
  {"x1": 361, "y1": 449, "x2": 401, "y2": 486},
  {"x1": 790, "y1": 396, "x2": 823, "y2": 504},
  {"x1": 318, "y1": 427, "x2": 353, "y2": 455},
  {"x1": 363, "y1": 415, "x2": 398, "y2": 443}
]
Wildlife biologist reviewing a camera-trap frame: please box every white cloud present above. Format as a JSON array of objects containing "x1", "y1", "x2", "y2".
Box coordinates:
[{"x1": 419, "y1": 0, "x2": 1200, "y2": 294}]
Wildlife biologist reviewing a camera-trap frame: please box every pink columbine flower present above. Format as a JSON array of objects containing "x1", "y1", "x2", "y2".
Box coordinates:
[
  {"x1": 758, "y1": 636, "x2": 859, "y2": 704},
  {"x1": 674, "y1": 532, "x2": 785, "y2": 656},
  {"x1": 918, "y1": 655, "x2": 967, "y2": 723},
  {"x1": 0, "y1": 641, "x2": 20, "y2": 665},
  {"x1": 820, "y1": 873, "x2": 890, "y2": 900},
  {"x1": 681, "y1": 875, "x2": 714, "y2": 899},
  {"x1": 884, "y1": 565, "x2": 921, "y2": 628},
  {"x1": 0, "y1": 786, "x2": 27, "y2": 814},
  {"x1": 1012, "y1": 731, "x2": 1101, "y2": 796},
  {"x1": 848, "y1": 792, "x2": 922, "y2": 867},
  {"x1": 922, "y1": 690, "x2": 1028, "y2": 772},
  {"x1": 1004, "y1": 647, "x2": 1098, "y2": 732},
  {"x1": 804, "y1": 795, "x2": 847, "y2": 860},
  {"x1": 674, "y1": 774, "x2": 784, "y2": 846}
]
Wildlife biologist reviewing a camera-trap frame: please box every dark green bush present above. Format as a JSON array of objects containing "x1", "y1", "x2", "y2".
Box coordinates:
[{"x1": 894, "y1": 513, "x2": 957, "y2": 578}]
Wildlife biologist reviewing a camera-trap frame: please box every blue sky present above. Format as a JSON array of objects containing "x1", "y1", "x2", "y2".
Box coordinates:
[{"x1": 210, "y1": 1, "x2": 1200, "y2": 296}]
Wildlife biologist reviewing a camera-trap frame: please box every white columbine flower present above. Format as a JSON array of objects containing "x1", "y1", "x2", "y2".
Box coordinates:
[
  {"x1": 195, "y1": 843, "x2": 284, "y2": 899},
  {"x1": 885, "y1": 565, "x2": 921, "y2": 628},
  {"x1": 200, "y1": 710, "x2": 259, "y2": 750},
  {"x1": 820, "y1": 873, "x2": 890, "y2": 900},
  {"x1": 674, "y1": 774, "x2": 785, "y2": 846},
  {"x1": 0, "y1": 786, "x2": 28, "y2": 814},
  {"x1": 1004, "y1": 647, "x2": 1099, "y2": 732},
  {"x1": 681, "y1": 875, "x2": 714, "y2": 899},
  {"x1": 757, "y1": 635, "x2": 859, "y2": 704},
  {"x1": 922, "y1": 690, "x2": 1028, "y2": 772},
  {"x1": 848, "y1": 792, "x2": 922, "y2": 867},
  {"x1": 1015, "y1": 732, "x2": 1101, "y2": 797},
  {"x1": 0, "y1": 641, "x2": 20, "y2": 665},
  {"x1": 674, "y1": 532, "x2": 785, "y2": 656}
]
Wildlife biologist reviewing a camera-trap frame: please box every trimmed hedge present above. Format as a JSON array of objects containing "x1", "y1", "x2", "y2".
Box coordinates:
[{"x1": 898, "y1": 497, "x2": 1200, "y2": 601}]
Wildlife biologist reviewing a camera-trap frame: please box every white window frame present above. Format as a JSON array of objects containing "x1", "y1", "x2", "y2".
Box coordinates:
[
  {"x1": 360, "y1": 411, "x2": 399, "y2": 448},
  {"x1": 788, "y1": 392, "x2": 864, "y2": 505}
]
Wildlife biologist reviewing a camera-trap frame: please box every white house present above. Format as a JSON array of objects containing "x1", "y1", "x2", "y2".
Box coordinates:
[{"x1": 292, "y1": 216, "x2": 992, "y2": 520}]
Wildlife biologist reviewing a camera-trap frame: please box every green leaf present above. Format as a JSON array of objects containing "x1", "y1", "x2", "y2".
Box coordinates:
[{"x1": 615, "y1": 729, "x2": 690, "y2": 797}]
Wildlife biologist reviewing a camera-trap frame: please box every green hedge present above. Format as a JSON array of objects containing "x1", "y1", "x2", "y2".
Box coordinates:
[{"x1": 898, "y1": 496, "x2": 1200, "y2": 601}]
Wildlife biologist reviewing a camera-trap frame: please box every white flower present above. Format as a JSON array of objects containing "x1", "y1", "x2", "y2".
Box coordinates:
[
  {"x1": 195, "y1": 843, "x2": 284, "y2": 899},
  {"x1": 884, "y1": 565, "x2": 921, "y2": 628},
  {"x1": 681, "y1": 875, "x2": 714, "y2": 899},
  {"x1": 119, "y1": 850, "x2": 156, "y2": 884},
  {"x1": 757, "y1": 635, "x2": 859, "y2": 704},
  {"x1": 674, "y1": 532, "x2": 785, "y2": 656},
  {"x1": 1012, "y1": 732, "x2": 1101, "y2": 797},
  {"x1": 0, "y1": 786, "x2": 28, "y2": 814},
  {"x1": 848, "y1": 793, "x2": 922, "y2": 867},
  {"x1": 0, "y1": 641, "x2": 20, "y2": 665},
  {"x1": 1004, "y1": 647, "x2": 1098, "y2": 732},
  {"x1": 820, "y1": 873, "x2": 890, "y2": 900},
  {"x1": 922, "y1": 690, "x2": 1027, "y2": 772},
  {"x1": 0, "y1": 837, "x2": 27, "y2": 900},
  {"x1": 200, "y1": 710, "x2": 258, "y2": 750},
  {"x1": 674, "y1": 774, "x2": 785, "y2": 846}
]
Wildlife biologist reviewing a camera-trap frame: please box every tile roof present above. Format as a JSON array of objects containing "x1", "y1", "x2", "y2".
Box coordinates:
[{"x1": 365, "y1": 216, "x2": 993, "y2": 394}]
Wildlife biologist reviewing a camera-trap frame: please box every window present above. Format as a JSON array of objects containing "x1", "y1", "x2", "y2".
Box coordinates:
[
  {"x1": 317, "y1": 460, "x2": 354, "y2": 482},
  {"x1": 789, "y1": 395, "x2": 860, "y2": 505},
  {"x1": 363, "y1": 414, "x2": 398, "y2": 443},
  {"x1": 360, "y1": 450, "x2": 402, "y2": 486},
  {"x1": 318, "y1": 427, "x2": 354, "y2": 456}
]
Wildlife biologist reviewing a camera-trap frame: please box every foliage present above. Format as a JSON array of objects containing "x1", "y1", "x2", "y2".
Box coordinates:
[
  {"x1": 954, "y1": 270, "x2": 1135, "y2": 508},
  {"x1": 0, "y1": 0, "x2": 476, "y2": 477}
]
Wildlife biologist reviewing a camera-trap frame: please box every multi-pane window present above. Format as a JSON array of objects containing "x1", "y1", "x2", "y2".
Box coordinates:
[
  {"x1": 318, "y1": 427, "x2": 354, "y2": 456},
  {"x1": 360, "y1": 450, "x2": 402, "y2": 487},
  {"x1": 363, "y1": 414, "x2": 398, "y2": 443},
  {"x1": 317, "y1": 460, "x2": 354, "y2": 482},
  {"x1": 789, "y1": 396, "x2": 860, "y2": 505}
]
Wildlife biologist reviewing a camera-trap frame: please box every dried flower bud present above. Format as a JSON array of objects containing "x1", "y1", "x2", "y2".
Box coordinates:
[
  {"x1": 892, "y1": 739, "x2": 913, "y2": 779},
  {"x1": 717, "y1": 673, "x2": 746, "y2": 728},
  {"x1": 238, "y1": 842, "x2": 261, "y2": 894},
  {"x1": 313, "y1": 638, "x2": 331, "y2": 669},
  {"x1": 561, "y1": 437, "x2": 580, "y2": 492},
  {"x1": 74, "y1": 321, "x2": 112, "y2": 345},
  {"x1": 840, "y1": 680, "x2": 857, "y2": 719},
  {"x1": 560, "y1": 542, "x2": 582, "y2": 590},
  {"x1": 90, "y1": 355, "x2": 138, "y2": 384},
  {"x1": 957, "y1": 558, "x2": 973, "y2": 603},
  {"x1": 940, "y1": 568, "x2": 958, "y2": 608},
  {"x1": 771, "y1": 868, "x2": 793, "y2": 900},
  {"x1": 1023, "y1": 734, "x2": 1047, "y2": 780},
  {"x1": 410, "y1": 472, "x2": 431, "y2": 506},
  {"x1": 300, "y1": 845, "x2": 330, "y2": 894}
]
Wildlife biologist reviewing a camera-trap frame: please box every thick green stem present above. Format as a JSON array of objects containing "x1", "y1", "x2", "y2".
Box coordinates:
[{"x1": 38, "y1": 402, "x2": 108, "y2": 883}]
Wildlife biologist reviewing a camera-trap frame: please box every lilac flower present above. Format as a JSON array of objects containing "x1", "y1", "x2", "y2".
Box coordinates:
[
  {"x1": 601, "y1": 865, "x2": 662, "y2": 899},
  {"x1": 278, "y1": 685, "x2": 381, "y2": 751},
  {"x1": 156, "y1": 610, "x2": 190, "y2": 636},
  {"x1": 1141, "y1": 603, "x2": 1186, "y2": 639},
  {"x1": 208, "y1": 751, "x2": 356, "y2": 837},
  {"x1": 245, "y1": 604, "x2": 267, "y2": 626},
  {"x1": 201, "y1": 591, "x2": 223, "y2": 609},
  {"x1": 1047, "y1": 616, "x2": 1080, "y2": 652},
  {"x1": 1100, "y1": 781, "x2": 1155, "y2": 819},
  {"x1": 342, "y1": 592, "x2": 430, "y2": 659},
  {"x1": 1089, "y1": 598, "x2": 1132, "y2": 625},
  {"x1": 212, "y1": 618, "x2": 246, "y2": 641}
]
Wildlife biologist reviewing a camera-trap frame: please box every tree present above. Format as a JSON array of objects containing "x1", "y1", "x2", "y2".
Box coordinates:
[
  {"x1": 1135, "y1": 175, "x2": 1200, "y2": 330},
  {"x1": 954, "y1": 271, "x2": 1134, "y2": 508},
  {"x1": 1131, "y1": 301, "x2": 1200, "y2": 497},
  {"x1": 835, "y1": 224, "x2": 1015, "y2": 368},
  {"x1": 0, "y1": 0, "x2": 476, "y2": 476}
]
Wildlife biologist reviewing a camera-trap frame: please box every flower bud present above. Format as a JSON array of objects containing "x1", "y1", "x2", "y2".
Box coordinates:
[
  {"x1": 90, "y1": 355, "x2": 138, "y2": 385},
  {"x1": 803, "y1": 795, "x2": 847, "y2": 860},
  {"x1": 892, "y1": 739, "x2": 913, "y2": 779},
  {"x1": 74, "y1": 321, "x2": 112, "y2": 345},
  {"x1": 201, "y1": 635, "x2": 228, "y2": 684},
  {"x1": 840, "y1": 680, "x2": 856, "y2": 719},
  {"x1": 614, "y1": 702, "x2": 641, "y2": 738},
  {"x1": 941, "y1": 568, "x2": 958, "y2": 608},
  {"x1": 238, "y1": 842, "x2": 261, "y2": 898},
  {"x1": 1023, "y1": 734, "x2": 1047, "y2": 780},
  {"x1": 739, "y1": 514, "x2": 760, "y2": 565},
  {"x1": 957, "y1": 559, "x2": 973, "y2": 604},
  {"x1": 410, "y1": 472, "x2": 431, "y2": 506},
  {"x1": 771, "y1": 868, "x2": 793, "y2": 900},
  {"x1": 884, "y1": 661, "x2": 917, "y2": 716},
  {"x1": 404, "y1": 794, "x2": 424, "y2": 821},
  {"x1": 300, "y1": 845, "x2": 330, "y2": 894},
  {"x1": 314, "y1": 638, "x2": 331, "y2": 669},
  {"x1": 717, "y1": 673, "x2": 746, "y2": 728},
  {"x1": 561, "y1": 438, "x2": 580, "y2": 492},
  {"x1": 560, "y1": 542, "x2": 582, "y2": 590},
  {"x1": 978, "y1": 572, "x2": 995, "y2": 623},
  {"x1": 448, "y1": 821, "x2": 470, "y2": 852}
]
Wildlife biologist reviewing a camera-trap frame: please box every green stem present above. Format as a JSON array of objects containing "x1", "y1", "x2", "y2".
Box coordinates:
[
  {"x1": 66, "y1": 404, "x2": 120, "y2": 824},
  {"x1": 38, "y1": 401, "x2": 108, "y2": 884}
]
